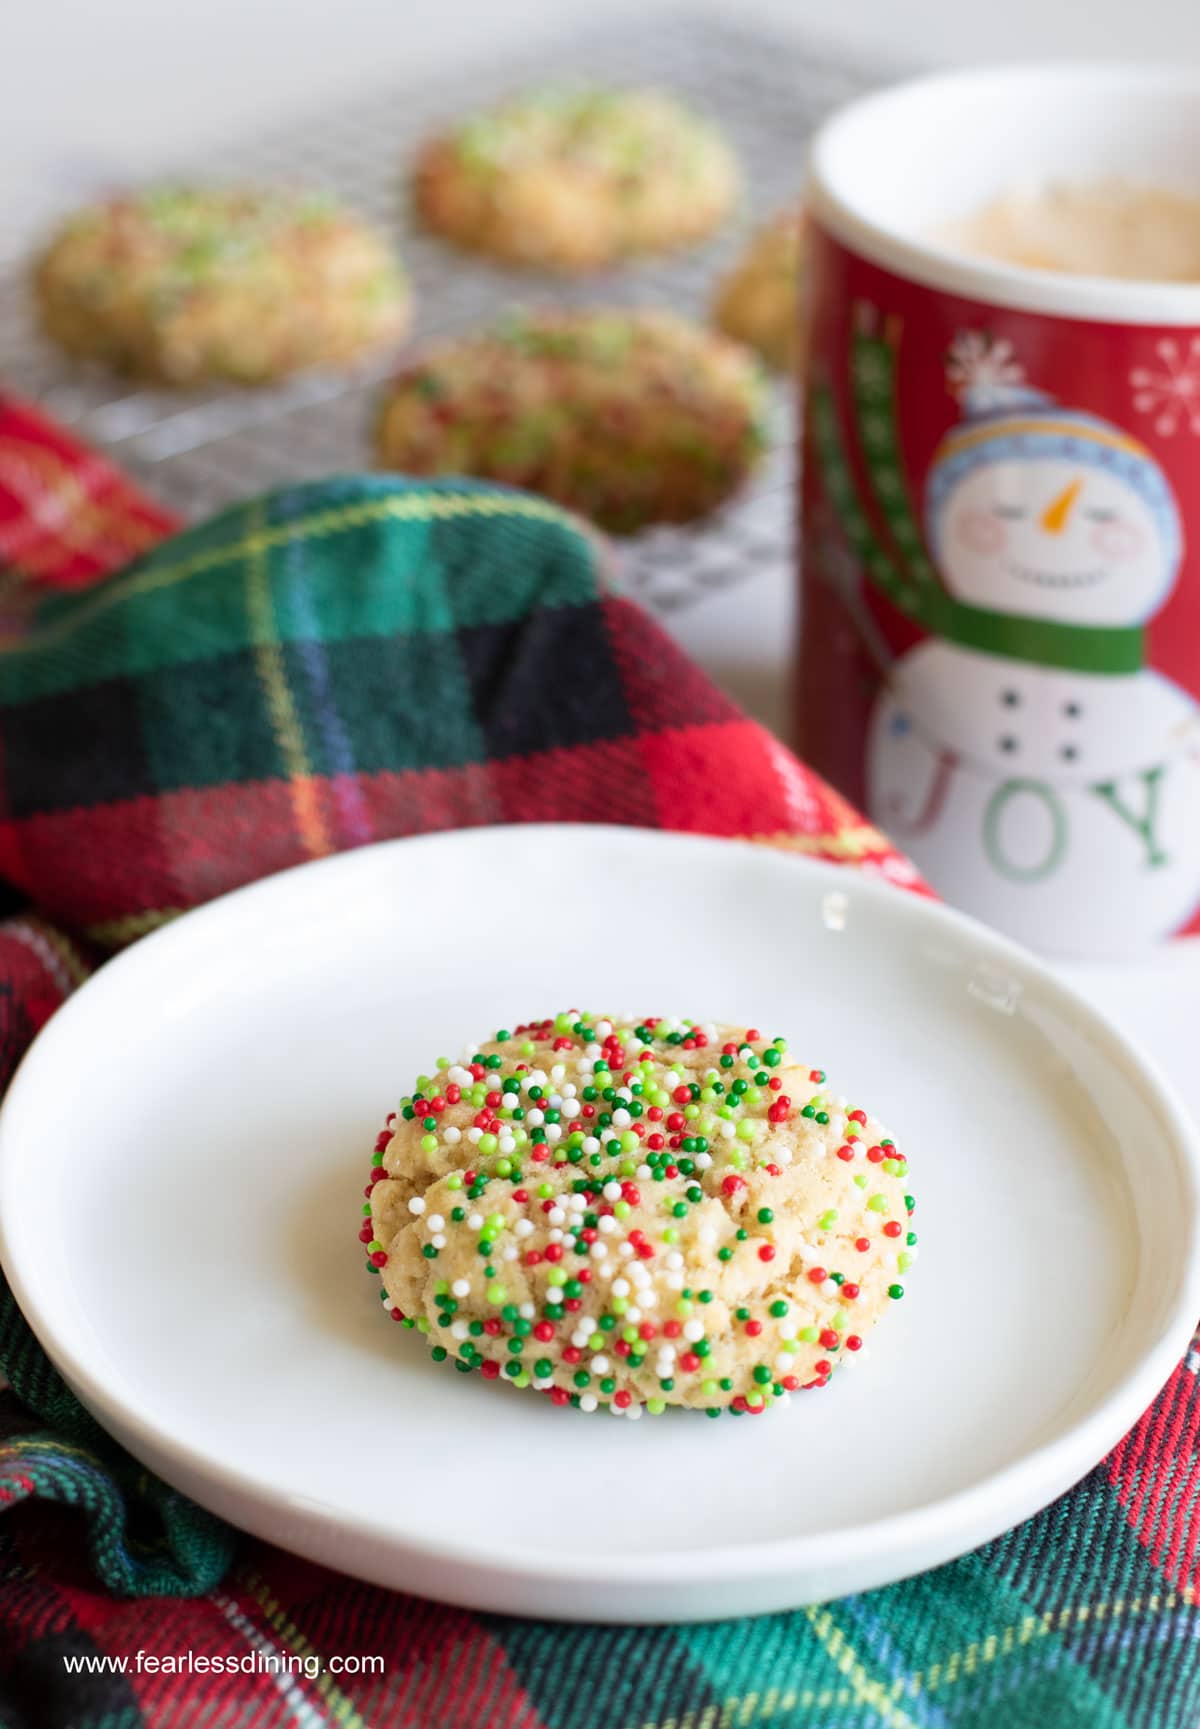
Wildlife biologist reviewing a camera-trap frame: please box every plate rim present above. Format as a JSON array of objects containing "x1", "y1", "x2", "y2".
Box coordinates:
[{"x1": 3, "y1": 824, "x2": 1199, "y2": 1600}]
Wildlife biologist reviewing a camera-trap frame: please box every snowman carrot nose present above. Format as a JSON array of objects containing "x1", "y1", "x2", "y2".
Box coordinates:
[{"x1": 1039, "y1": 478, "x2": 1083, "y2": 535}]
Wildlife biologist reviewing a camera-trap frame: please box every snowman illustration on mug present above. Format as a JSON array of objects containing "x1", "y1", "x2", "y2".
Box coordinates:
[{"x1": 867, "y1": 347, "x2": 1200, "y2": 953}]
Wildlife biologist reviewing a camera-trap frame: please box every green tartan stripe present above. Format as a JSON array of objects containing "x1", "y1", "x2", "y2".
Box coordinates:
[{"x1": 0, "y1": 479, "x2": 603, "y2": 706}]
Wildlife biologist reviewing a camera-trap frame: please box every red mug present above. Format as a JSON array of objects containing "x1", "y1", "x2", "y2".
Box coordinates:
[{"x1": 799, "y1": 66, "x2": 1200, "y2": 957}]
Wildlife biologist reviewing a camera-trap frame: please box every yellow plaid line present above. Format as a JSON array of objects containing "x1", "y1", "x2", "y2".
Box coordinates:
[
  {"x1": 236, "y1": 1567, "x2": 371, "y2": 1729},
  {"x1": 244, "y1": 503, "x2": 332, "y2": 861},
  {"x1": 754, "y1": 825, "x2": 893, "y2": 860},
  {"x1": 0, "y1": 490, "x2": 588, "y2": 656},
  {"x1": 633, "y1": 1588, "x2": 1200, "y2": 1729},
  {"x1": 85, "y1": 907, "x2": 184, "y2": 947}
]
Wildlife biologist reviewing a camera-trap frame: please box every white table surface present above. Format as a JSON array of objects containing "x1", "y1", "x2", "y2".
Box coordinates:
[{"x1": 9, "y1": 0, "x2": 1200, "y2": 1124}]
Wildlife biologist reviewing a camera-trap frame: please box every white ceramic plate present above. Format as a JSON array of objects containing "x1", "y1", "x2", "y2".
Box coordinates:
[{"x1": 2, "y1": 826, "x2": 1198, "y2": 1622}]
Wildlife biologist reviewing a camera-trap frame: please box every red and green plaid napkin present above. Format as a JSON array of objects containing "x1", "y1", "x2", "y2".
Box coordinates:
[{"x1": 0, "y1": 394, "x2": 1197, "y2": 1729}]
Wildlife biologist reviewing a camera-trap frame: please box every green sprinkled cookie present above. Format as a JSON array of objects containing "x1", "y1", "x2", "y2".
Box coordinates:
[
  {"x1": 713, "y1": 208, "x2": 806, "y2": 372},
  {"x1": 35, "y1": 185, "x2": 410, "y2": 385},
  {"x1": 363, "y1": 1013, "x2": 916, "y2": 1420},
  {"x1": 375, "y1": 308, "x2": 769, "y2": 533},
  {"x1": 412, "y1": 84, "x2": 739, "y2": 272}
]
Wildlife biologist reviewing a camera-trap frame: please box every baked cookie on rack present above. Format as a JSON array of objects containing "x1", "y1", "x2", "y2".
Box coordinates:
[
  {"x1": 375, "y1": 308, "x2": 768, "y2": 533},
  {"x1": 412, "y1": 85, "x2": 739, "y2": 271},
  {"x1": 713, "y1": 208, "x2": 805, "y2": 372},
  {"x1": 363, "y1": 1012, "x2": 916, "y2": 1419},
  {"x1": 35, "y1": 185, "x2": 410, "y2": 386}
]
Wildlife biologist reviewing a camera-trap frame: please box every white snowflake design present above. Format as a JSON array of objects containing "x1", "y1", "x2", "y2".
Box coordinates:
[
  {"x1": 945, "y1": 330, "x2": 1026, "y2": 407},
  {"x1": 1129, "y1": 337, "x2": 1200, "y2": 436}
]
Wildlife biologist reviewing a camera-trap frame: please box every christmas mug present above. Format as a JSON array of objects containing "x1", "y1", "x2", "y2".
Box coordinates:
[{"x1": 799, "y1": 66, "x2": 1200, "y2": 957}]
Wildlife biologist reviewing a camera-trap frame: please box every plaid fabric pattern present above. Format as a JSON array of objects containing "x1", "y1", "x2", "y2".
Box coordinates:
[{"x1": 0, "y1": 397, "x2": 1197, "y2": 1728}]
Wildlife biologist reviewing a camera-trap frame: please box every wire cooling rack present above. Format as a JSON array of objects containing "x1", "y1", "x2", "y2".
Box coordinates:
[{"x1": 0, "y1": 16, "x2": 883, "y2": 614}]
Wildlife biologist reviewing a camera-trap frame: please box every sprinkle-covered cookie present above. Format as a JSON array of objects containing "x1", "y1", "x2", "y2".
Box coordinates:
[
  {"x1": 713, "y1": 209, "x2": 805, "y2": 372},
  {"x1": 35, "y1": 185, "x2": 410, "y2": 385},
  {"x1": 412, "y1": 85, "x2": 739, "y2": 271},
  {"x1": 362, "y1": 1013, "x2": 915, "y2": 1419},
  {"x1": 375, "y1": 309, "x2": 768, "y2": 533}
]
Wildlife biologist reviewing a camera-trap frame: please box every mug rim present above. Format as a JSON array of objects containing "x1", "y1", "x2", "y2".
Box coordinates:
[{"x1": 808, "y1": 62, "x2": 1200, "y2": 326}]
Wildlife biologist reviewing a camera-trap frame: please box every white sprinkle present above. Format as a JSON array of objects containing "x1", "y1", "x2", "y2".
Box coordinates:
[
  {"x1": 612, "y1": 1278, "x2": 631, "y2": 1298},
  {"x1": 617, "y1": 1241, "x2": 635, "y2": 1259},
  {"x1": 451, "y1": 1278, "x2": 471, "y2": 1297},
  {"x1": 468, "y1": 1213, "x2": 484, "y2": 1230},
  {"x1": 560, "y1": 1099, "x2": 581, "y2": 1120},
  {"x1": 467, "y1": 1127, "x2": 483, "y2": 1145},
  {"x1": 514, "y1": 1218, "x2": 534, "y2": 1238},
  {"x1": 527, "y1": 1109, "x2": 545, "y2": 1128},
  {"x1": 683, "y1": 1319, "x2": 705, "y2": 1342},
  {"x1": 580, "y1": 1393, "x2": 598, "y2": 1413},
  {"x1": 630, "y1": 1262, "x2": 650, "y2": 1287},
  {"x1": 695, "y1": 1152, "x2": 713, "y2": 1170},
  {"x1": 664, "y1": 1071, "x2": 681, "y2": 1089},
  {"x1": 776, "y1": 1352, "x2": 795, "y2": 1372},
  {"x1": 444, "y1": 1126, "x2": 462, "y2": 1145},
  {"x1": 719, "y1": 1121, "x2": 736, "y2": 1141},
  {"x1": 666, "y1": 1272, "x2": 684, "y2": 1291},
  {"x1": 548, "y1": 1208, "x2": 566, "y2": 1226},
  {"x1": 699, "y1": 1224, "x2": 717, "y2": 1245},
  {"x1": 626, "y1": 1404, "x2": 643, "y2": 1421},
  {"x1": 499, "y1": 1135, "x2": 516, "y2": 1154},
  {"x1": 602, "y1": 1181, "x2": 622, "y2": 1201},
  {"x1": 615, "y1": 1088, "x2": 632, "y2": 1104},
  {"x1": 626, "y1": 1306, "x2": 641, "y2": 1323},
  {"x1": 551, "y1": 1064, "x2": 566, "y2": 1082},
  {"x1": 822, "y1": 1279, "x2": 838, "y2": 1297},
  {"x1": 448, "y1": 1065, "x2": 473, "y2": 1086},
  {"x1": 427, "y1": 1214, "x2": 445, "y2": 1232},
  {"x1": 433, "y1": 1234, "x2": 447, "y2": 1249},
  {"x1": 451, "y1": 1321, "x2": 469, "y2": 1340},
  {"x1": 569, "y1": 1194, "x2": 587, "y2": 1212},
  {"x1": 666, "y1": 1251, "x2": 684, "y2": 1271},
  {"x1": 641, "y1": 1288, "x2": 659, "y2": 1306},
  {"x1": 637, "y1": 1164, "x2": 652, "y2": 1180},
  {"x1": 586, "y1": 1044, "x2": 602, "y2": 1059},
  {"x1": 501, "y1": 1245, "x2": 517, "y2": 1261},
  {"x1": 590, "y1": 1241, "x2": 608, "y2": 1260},
  {"x1": 598, "y1": 1214, "x2": 617, "y2": 1234},
  {"x1": 596, "y1": 1020, "x2": 614, "y2": 1038},
  {"x1": 562, "y1": 1084, "x2": 578, "y2": 1100},
  {"x1": 571, "y1": 1329, "x2": 591, "y2": 1348},
  {"x1": 519, "y1": 1302, "x2": 535, "y2": 1319},
  {"x1": 591, "y1": 1354, "x2": 611, "y2": 1374},
  {"x1": 578, "y1": 1316, "x2": 597, "y2": 1335},
  {"x1": 545, "y1": 1124, "x2": 563, "y2": 1143},
  {"x1": 583, "y1": 1137, "x2": 601, "y2": 1156},
  {"x1": 407, "y1": 1197, "x2": 426, "y2": 1216},
  {"x1": 612, "y1": 1108, "x2": 632, "y2": 1128}
]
